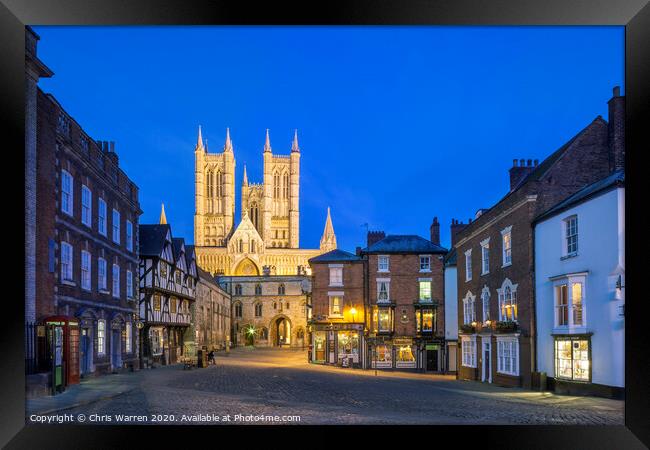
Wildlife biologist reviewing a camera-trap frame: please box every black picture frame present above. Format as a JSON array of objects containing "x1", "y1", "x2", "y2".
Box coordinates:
[{"x1": 2, "y1": 0, "x2": 648, "y2": 447}]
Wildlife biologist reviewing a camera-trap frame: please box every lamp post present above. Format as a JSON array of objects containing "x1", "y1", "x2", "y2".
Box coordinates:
[{"x1": 350, "y1": 307, "x2": 357, "y2": 324}]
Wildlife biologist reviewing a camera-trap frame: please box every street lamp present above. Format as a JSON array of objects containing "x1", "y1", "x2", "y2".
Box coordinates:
[{"x1": 350, "y1": 307, "x2": 357, "y2": 323}]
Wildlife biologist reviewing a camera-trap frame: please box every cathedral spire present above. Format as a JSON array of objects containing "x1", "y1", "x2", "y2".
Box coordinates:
[
  {"x1": 196, "y1": 125, "x2": 204, "y2": 150},
  {"x1": 264, "y1": 128, "x2": 271, "y2": 153},
  {"x1": 291, "y1": 129, "x2": 300, "y2": 153},
  {"x1": 242, "y1": 164, "x2": 248, "y2": 186},
  {"x1": 224, "y1": 127, "x2": 232, "y2": 152},
  {"x1": 159, "y1": 203, "x2": 167, "y2": 225},
  {"x1": 319, "y1": 207, "x2": 337, "y2": 252}
]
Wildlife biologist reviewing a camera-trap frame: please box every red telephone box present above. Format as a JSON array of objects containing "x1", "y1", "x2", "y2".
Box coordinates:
[{"x1": 44, "y1": 316, "x2": 80, "y2": 387}]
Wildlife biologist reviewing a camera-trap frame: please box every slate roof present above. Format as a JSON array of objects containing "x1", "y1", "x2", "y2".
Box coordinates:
[
  {"x1": 534, "y1": 169, "x2": 624, "y2": 224},
  {"x1": 309, "y1": 248, "x2": 362, "y2": 263},
  {"x1": 363, "y1": 235, "x2": 448, "y2": 254},
  {"x1": 138, "y1": 224, "x2": 170, "y2": 257},
  {"x1": 172, "y1": 237, "x2": 185, "y2": 260}
]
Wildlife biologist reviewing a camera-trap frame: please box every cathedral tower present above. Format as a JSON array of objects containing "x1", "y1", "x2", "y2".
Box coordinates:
[
  {"x1": 194, "y1": 127, "x2": 236, "y2": 247},
  {"x1": 289, "y1": 130, "x2": 300, "y2": 248}
]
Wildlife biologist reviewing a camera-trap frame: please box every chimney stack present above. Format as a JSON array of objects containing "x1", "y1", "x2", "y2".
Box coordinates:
[
  {"x1": 429, "y1": 217, "x2": 440, "y2": 245},
  {"x1": 450, "y1": 219, "x2": 468, "y2": 247},
  {"x1": 355, "y1": 246, "x2": 362, "y2": 256},
  {"x1": 367, "y1": 231, "x2": 386, "y2": 248},
  {"x1": 608, "y1": 85, "x2": 625, "y2": 172},
  {"x1": 509, "y1": 157, "x2": 535, "y2": 191},
  {"x1": 105, "y1": 140, "x2": 119, "y2": 166}
]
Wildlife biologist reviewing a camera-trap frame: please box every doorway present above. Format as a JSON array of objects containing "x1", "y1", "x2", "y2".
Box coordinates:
[
  {"x1": 426, "y1": 349, "x2": 439, "y2": 371},
  {"x1": 273, "y1": 317, "x2": 291, "y2": 346},
  {"x1": 111, "y1": 329, "x2": 122, "y2": 371},
  {"x1": 80, "y1": 328, "x2": 92, "y2": 375},
  {"x1": 482, "y1": 340, "x2": 492, "y2": 383}
]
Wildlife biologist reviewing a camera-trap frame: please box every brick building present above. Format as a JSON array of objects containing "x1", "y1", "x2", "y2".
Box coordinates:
[
  {"x1": 308, "y1": 249, "x2": 365, "y2": 368},
  {"x1": 455, "y1": 87, "x2": 625, "y2": 389},
  {"x1": 363, "y1": 232, "x2": 448, "y2": 371},
  {"x1": 28, "y1": 25, "x2": 142, "y2": 391}
]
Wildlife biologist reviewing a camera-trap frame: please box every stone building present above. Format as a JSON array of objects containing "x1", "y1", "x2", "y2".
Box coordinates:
[
  {"x1": 219, "y1": 275, "x2": 311, "y2": 348},
  {"x1": 308, "y1": 249, "x2": 366, "y2": 368},
  {"x1": 28, "y1": 24, "x2": 142, "y2": 390},
  {"x1": 454, "y1": 87, "x2": 625, "y2": 389},
  {"x1": 185, "y1": 261, "x2": 231, "y2": 354},
  {"x1": 193, "y1": 127, "x2": 337, "y2": 275}
]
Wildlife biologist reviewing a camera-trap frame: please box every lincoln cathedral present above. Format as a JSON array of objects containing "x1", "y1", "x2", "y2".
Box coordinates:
[{"x1": 193, "y1": 127, "x2": 337, "y2": 276}]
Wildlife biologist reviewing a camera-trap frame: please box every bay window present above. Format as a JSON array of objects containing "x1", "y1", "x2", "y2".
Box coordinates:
[{"x1": 552, "y1": 274, "x2": 587, "y2": 329}]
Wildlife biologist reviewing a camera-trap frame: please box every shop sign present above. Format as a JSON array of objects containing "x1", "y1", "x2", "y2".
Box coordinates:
[
  {"x1": 393, "y1": 337, "x2": 413, "y2": 345},
  {"x1": 426, "y1": 344, "x2": 440, "y2": 350}
]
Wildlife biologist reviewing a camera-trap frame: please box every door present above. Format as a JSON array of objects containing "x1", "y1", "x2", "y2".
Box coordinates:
[
  {"x1": 80, "y1": 329, "x2": 92, "y2": 375},
  {"x1": 426, "y1": 349, "x2": 439, "y2": 371},
  {"x1": 111, "y1": 330, "x2": 122, "y2": 370},
  {"x1": 482, "y1": 341, "x2": 491, "y2": 383}
]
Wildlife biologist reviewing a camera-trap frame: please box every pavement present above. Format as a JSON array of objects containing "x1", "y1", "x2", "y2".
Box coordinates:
[{"x1": 25, "y1": 347, "x2": 624, "y2": 425}]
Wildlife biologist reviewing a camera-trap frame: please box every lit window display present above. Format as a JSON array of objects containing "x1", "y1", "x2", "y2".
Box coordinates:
[
  {"x1": 373, "y1": 344, "x2": 392, "y2": 368},
  {"x1": 337, "y1": 331, "x2": 359, "y2": 362},
  {"x1": 416, "y1": 309, "x2": 435, "y2": 333},
  {"x1": 395, "y1": 345, "x2": 416, "y2": 368},
  {"x1": 378, "y1": 308, "x2": 392, "y2": 332},
  {"x1": 555, "y1": 338, "x2": 590, "y2": 381}
]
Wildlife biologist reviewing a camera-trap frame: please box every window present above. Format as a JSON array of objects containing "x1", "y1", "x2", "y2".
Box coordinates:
[
  {"x1": 234, "y1": 284, "x2": 242, "y2": 295},
  {"x1": 57, "y1": 113, "x2": 70, "y2": 135},
  {"x1": 553, "y1": 275, "x2": 587, "y2": 328},
  {"x1": 98, "y1": 198, "x2": 107, "y2": 236},
  {"x1": 461, "y1": 337, "x2": 476, "y2": 367},
  {"x1": 255, "y1": 303, "x2": 262, "y2": 317},
  {"x1": 112, "y1": 209, "x2": 120, "y2": 244},
  {"x1": 81, "y1": 250, "x2": 91, "y2": 290},
  {"x1": 216, "y1": 171, "x2": 223, "y2": 197},
  {"x1": 125, "y1": 322, "x2": 132, "y2": 353},
  {"x1": 465, "y1": 249, "x2": 472, "y2": 281},
  {"x1": 462, "y1": 291, "x2": 476, "y2": 325},
  {"x1": 126, "y1": 220, "x2": 133, "y2": 252},
  {"x1": 112, "y1": 264, "x2": 120, "y2": 298},
  {"x1": 418, "y1": 280, "x2": 432, "y2": 302},
  {"x1": 481, "y1": 288, "x2": 491, "y2": 323},
  {"x1": 61, "y1": 170, "x2": 73, "y2": 216},
  {"x1": 416, "y1": 308, "x2": 434, "y2": 333},
  {"x1": 273, "y1": 172, "x2": 280, "y2": 198},
  {"x1": 329, "y1": 266, "x2": 343, "y2": 286},
  {"x1": 502, "y1": 226, "x2": 512, "y2": 266},
  {"x1": 377, "y1": 280, "x2": 390, "y2": 303},
  {"x1": 126, "y1": 270, "x2": 133, "y2": 298},
  {"x1": 564, "y1": 216, "x2": 578, "y2": 256},
  {"x1": 555, "y1": 338, "x2": 589, "y2": 381},
  {"x1": 159, "y1": 261, "x2": 167, "y2": 279},
  {"x1": 378, "y1": 255, "x2": 389, "y2": 272},
  {"x1": 234, "y1": 302, "x2": 242, "y2": 318},
  {"x1": 175, "y1": 270, "x2": 181, "y2": 284},
  {"x1": 97, "y1": 320, "x2": 106, "y2": 355},
  {"x1": 81, "y1": 185, "x2": 92, "y2": 226},
  {"x1": 255, "y1": 284, "x2": 262, "y2": 295},
  {"x1": 377, "y1": 307, "x2": 393, "y2": 333},
  {"x1": 278, "y1": 284, "x2": 285, "y2": 295},
  {"x1": 98, "y1": 257, "x2": 107, "y2": 290},
  {"x1": 329, "y1": 295, "x2": 342, "y2": 317},
  {"x1": 497, "y1": 338, "x2": 519, "y2": 376},
  {"x1": 283, "y1": 172, "x2": 290, "y2": 199},
  {"x1": 419, "y1": 255, "x2": 431, "y2": 271},
  {"x1": 481, "y1": 239, "x2": 490, "y2": 274},
  {"x1": 60, "y1": 241, "x2": 73, "y2": 281},
  {"x1": 153, "y1": 294, "x2": 161, "y2": 311},
  {"x1": 170, "y1": 297, "x2": 177, "y2": 313},
  {"x1": 286, "y1": 302, "x2": 290, "y2": 309},
  {"x1": 206, "y1": 170, "x2": 213, "y2": 198},
  {"x1": 498, "y1": 278, "x2": 518, "y2": 322}
]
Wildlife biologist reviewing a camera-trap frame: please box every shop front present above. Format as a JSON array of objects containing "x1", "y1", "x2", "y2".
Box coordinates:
[
  {"x1": 310, "y1": 323, "x2": 365, "y2": 368},
  {"x1": 368, "y1": 336, "x2": 444, "y2": 372}
]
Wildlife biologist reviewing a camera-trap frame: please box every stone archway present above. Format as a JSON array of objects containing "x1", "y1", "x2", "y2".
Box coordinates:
[
  {"x1": 233, "y1": 257, "x2": 261, "y2": 276},
  {"x1": 270, "y1": 315, "x2": 292, "y2": 347}
]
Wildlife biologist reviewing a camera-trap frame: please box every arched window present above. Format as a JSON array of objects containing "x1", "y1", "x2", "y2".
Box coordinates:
[
  {"x1": 249, "y1": 202, "x2": 259, "y2": 230},
  {"x1": 273, "y1": 302, "x2": 277, "y2": 309},
  {"x1": 273, "y1": 172, "x2": 280, "y2": 198},
  {"x1": 462, "y1": 291, "x2": 476, "y2": 325},
  {"x1": 283, "y1": 172, "x2": 290, "y2": 199},
  {"x1": 238, "y1": 239, "x2": 243, "y2": 253},
  {"x1": 234, "y1": 284, "x2": 242, "y2": 296},
  {"x1": 255, "y1": 284, "x2": 262, "y2": 295},
  {"x1": 260, "y1": 327, "x2": 269, "y2": 340},
  {"x1": 234, "y1": 301, "x2": 242, "y2": 318},
  {"x1": 278, "y1": 284, "x2": 285, "y2": 295},
  {"x1": 206, "y1": 170, "x2": 213, "y2": 198},
  {"x1": 251, "y1": 240, "x2": 256, "y2": 254},
  {"x1": 296, "y1": 328, "x2": 304, "y2": 339},
  {"x1": 498, "y1": 278, "x2": 518, "y2": 322},
  {"x1": 254, "y1": 303, "x2": 262, "y2": 317},
  {"x1": 216, "y1": 170, "x2": 223, "y2": 197},
  {"x1": 481, "y1": 287, "x2": 491, "y2": 323}
]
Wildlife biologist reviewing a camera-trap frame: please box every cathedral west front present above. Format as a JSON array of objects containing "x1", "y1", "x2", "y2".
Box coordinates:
[{"x1": 193, "y1": 127, "x2": 337, "y2": 276}]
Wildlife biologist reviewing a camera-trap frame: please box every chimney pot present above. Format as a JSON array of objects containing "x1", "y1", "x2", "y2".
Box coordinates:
[
  {"x1": 527, "y1": 159, "x2": 532, "y2": 166},
  {"x1": 519, "y1": 158, "x2": 525, "y2": 166},
  {"x1": 613, "y1": 86, "x2": 620, "y2": 97},
  {"x1": 534, "y1": 159, "x2": 539, "y2": 166},
  {"x1": 109, "y1": 141, "x2": 115, "y2": 153},
  {"x1": 513, "y1": 159, "x2": 518, "y2": 167}
]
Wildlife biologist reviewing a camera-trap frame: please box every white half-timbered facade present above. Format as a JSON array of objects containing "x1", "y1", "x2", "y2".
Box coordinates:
[{"x1": 139, "y1": 220, "x2": 197, "y2": 366}]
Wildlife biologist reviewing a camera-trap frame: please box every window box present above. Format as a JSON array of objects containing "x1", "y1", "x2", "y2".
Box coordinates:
[
  {"x1": 495, "y1": 320, "x2": 518, "y2": 333},
  {"x1": 460, "y1": 324, "x2": 476, "y2": 334}
]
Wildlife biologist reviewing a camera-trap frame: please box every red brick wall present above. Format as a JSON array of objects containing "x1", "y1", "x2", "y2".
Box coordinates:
[{"x1": 310, "y1": 260, "x2": 364, "y2": 322}]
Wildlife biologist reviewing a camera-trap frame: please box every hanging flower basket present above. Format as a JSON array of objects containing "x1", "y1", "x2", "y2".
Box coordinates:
[{"x1": 460, "y1": 324, "x2": 476, "y2": 334}]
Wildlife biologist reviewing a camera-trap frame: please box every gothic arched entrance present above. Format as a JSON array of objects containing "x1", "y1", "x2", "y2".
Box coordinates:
[
  {"x1": 233, "y1": 257, "x2": 260, "y2": 276},
  {"x1": 271, "y1": 316, "x2": 291, "y2": 347}
]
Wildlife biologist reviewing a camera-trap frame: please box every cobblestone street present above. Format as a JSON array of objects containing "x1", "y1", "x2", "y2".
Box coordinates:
[{"x1": 36, "y1": 348, "x2": 623, "y2": 425}]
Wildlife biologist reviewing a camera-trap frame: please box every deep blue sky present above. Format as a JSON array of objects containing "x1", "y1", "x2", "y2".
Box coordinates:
[{"x1": 33, "y1": 26, "x2": 624, "y2": 251}]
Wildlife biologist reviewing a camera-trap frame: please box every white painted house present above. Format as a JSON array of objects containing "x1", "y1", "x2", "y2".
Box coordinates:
[
  {"x1": 533, "y1": 170, "x2": 624, "y2": 398},
  {"x1": 444, "y1": 248, "x2": 458, "y2": 373}
]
